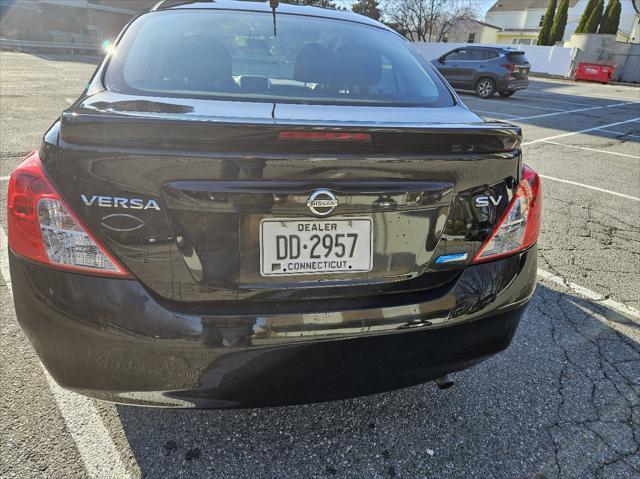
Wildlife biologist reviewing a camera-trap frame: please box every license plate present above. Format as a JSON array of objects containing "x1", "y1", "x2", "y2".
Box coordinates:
[{"x1": 260, "y1": 218, "x2": 373, "y2": 276}]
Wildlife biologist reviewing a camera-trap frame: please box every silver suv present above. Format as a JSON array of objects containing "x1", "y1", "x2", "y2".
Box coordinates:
[{"x1": 432, "y1": 46, "x2": 531, "y2": 98}]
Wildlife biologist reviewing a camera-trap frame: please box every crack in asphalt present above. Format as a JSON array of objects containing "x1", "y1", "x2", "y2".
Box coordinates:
[
  {"x1": 533, "y1": 283, "x2": 640, "y2": 478},
  {"x1": 606, "y1": 130, "x2": 640, "y2": 142},
  {"x1": 537, "y1": 192, "x2": 640, "y2": 319}
]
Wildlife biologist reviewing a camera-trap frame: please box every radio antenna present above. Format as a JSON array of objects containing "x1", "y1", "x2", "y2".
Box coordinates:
[{"x1": 269, "y1": 0, "x2": 279, "y2": 36}]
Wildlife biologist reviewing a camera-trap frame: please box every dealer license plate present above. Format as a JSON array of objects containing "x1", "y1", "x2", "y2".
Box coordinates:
[{"x1": 260, "y1": 218, "x2": 373, "y2": 276}]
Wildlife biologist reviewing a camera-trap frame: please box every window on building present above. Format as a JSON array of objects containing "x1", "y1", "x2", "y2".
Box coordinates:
[{"x1": 467, "y1": 32, "x2": 476, "y2": 43}]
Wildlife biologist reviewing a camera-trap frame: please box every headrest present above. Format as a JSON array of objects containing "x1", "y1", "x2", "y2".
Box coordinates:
[
  {"x1": 293, "y1": 43, "x2": 332, "y2": 84},
  {"x1": 336, "y1": 43, "x2": 382, "y2": 87},
  {"x1": 172, "y1": 35, "x2": 232, "y2": 89}
]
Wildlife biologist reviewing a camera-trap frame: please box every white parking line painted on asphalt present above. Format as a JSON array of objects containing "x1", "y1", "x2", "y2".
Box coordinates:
[
  {"x1": 596, "y1": 129, "x2": 640, "y2": 138},
  {"x1": 510, "y1": 102, "x2": 632, "y2": 121},
  {"x1": 0, "y1": 176, "x2": 9, "y2": 182},
  {"x1": 1, "y1": 231, "x2": 12, "y2": 294},
  {"x1": 537, "y1": 269, "x2": 640, "y2": 322},
  {"x1": 540, "y1": 140, "x2": 640, "y2": 159},
  {"x1": 514, "y1": 94, "x2": 596, "y2": 107},
  {"x1": 507, "y1": 103, "x2": 565, "y2": 112},
  {"x1": 0, "y1": 227, "x2": 134, "y2": 479},
  {"x1": 522, "y1": 117, "x2": 640, "y2": 146},
  {"x1": 465, "y1": 97, "x2": 568, "y2": 111},
  {"x1": 521, "y1": 88, "x2": 640, "y2": 104},
  {"x1": 538, "y1": 174, "x2": 640, "y2": 202},
  {"x1": 468, "y1": 109, "x2": 519, "y2": 118},
  {"x1": 566, "y1": 95, "x2": 640, "y2": 104}
]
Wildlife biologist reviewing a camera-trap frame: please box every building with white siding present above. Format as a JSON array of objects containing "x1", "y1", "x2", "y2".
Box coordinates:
[{"x1": 485, "y1": 0, "x2": 639, "y2": 45}]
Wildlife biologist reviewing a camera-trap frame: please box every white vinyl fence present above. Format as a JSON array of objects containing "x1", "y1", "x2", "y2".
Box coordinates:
[{"x1": 413, "y1": 42, "x2": 577, "y2": 78}]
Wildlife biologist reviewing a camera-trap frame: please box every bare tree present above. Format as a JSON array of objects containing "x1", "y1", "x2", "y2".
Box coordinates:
[{"x1": 383, "y1": 0, "x2": 477, "y2": 42}]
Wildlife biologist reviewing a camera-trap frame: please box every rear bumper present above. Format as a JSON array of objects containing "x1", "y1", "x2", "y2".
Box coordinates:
[
  {"x1": 499, "y1": 79, "x2": 529, "y2": 91},
  {"x1": 10, "y1": 245, "x2": 537, "y2": 408}
]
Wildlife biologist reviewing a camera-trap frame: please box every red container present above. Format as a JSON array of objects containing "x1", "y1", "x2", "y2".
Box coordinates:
[{"x1": 575, "y1": 62, "x2": 616, "y2": 84}]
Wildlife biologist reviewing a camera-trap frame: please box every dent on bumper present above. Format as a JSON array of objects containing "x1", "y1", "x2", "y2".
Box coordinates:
[{"x1": 10, "y1": 246, "x2": 536, "y2": 407}]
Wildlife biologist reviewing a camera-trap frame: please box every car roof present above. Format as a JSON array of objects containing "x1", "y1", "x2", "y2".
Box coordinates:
[
  {"x1": 151, "y1": 0, "x2": 394, "y2": 33},
  {"x1": 448, "y1": 46, "x2": 525, "y2": 54}
]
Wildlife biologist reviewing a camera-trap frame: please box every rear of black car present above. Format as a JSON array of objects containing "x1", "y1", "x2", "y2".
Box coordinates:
[{"x1": 7, "y1": 2, "x2": 541, "y2": 407}]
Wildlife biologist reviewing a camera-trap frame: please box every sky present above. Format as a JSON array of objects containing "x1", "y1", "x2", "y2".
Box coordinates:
[{"x1": 336, "y1": 0, "x2": 496, "y2": 21}]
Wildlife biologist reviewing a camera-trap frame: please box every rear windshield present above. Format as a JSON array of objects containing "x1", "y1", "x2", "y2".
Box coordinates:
[
  {"x1": 506, "y1": 52, "x2": 529, "y2": 64},
  {"x1": 104, "y1": 10, "x2": 453, "y2": 107}
]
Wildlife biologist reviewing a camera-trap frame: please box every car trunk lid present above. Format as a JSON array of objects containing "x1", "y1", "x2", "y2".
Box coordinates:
[{"x1": 46, "y1": 94, "x2": 521, "y2": 303}]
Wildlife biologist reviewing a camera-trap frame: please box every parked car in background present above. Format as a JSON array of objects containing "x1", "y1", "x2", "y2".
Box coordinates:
[
  {"x1": 7, "y1": 0, "x2": 541, "y2": 408},
  {"x1": 432, "y1": 46, "x2": 531, "y2": 98}
]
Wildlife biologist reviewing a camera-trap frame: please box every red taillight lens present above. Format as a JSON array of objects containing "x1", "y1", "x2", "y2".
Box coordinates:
[
  {"x1": 7, "y1": 150, "x2": 130, "y2": 277},
  {"x1": 501, "y1": 64, "x2": 517, "y2": 72},
  {"x1": 278, "y1": 131, "x2": 371, "y2": 141},
  {"x1": 520, "y1": 165, "x2": 542, "y2": 248},
  {"x1": 473, "y1": 165, "x2": 541, "y2": 263}
]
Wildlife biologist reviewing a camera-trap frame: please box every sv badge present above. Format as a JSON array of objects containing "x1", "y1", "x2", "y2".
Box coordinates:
[{"x1": 475, "y1": 195, "x2": 503, "y2": 207}]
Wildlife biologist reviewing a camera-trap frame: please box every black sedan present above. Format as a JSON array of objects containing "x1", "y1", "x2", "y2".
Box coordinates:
[{"x1": 7, "y1": 0, "x2": 541, "y2": 408}]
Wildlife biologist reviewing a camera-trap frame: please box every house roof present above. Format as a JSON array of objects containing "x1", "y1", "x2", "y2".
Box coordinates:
[
  {"x1": 470, "y1": 18, "x2": 502, "y2": 30},
  {"x1": 488, "y1": 0, "x2": 580, "y2": 13},
  {"x1": 450, "y1": 17, "x2": 502, "y2": 30}
]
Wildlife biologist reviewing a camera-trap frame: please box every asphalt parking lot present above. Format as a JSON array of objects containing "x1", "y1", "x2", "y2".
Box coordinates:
[{"x1": 0, "y1": 52, "x2": 638, "y2": 479}]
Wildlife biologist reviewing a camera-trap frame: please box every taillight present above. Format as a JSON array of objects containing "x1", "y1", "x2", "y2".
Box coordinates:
[
  {"x1": 7, "y1": 150, "x2": 130, "y2": 277},
  {"x1": 278, "y1": 131, "x2": 371, "y2": 141},
  {"x1": 501, "y1": 64, "x2": 517, "y2": 72},
  {"x1": 473, "y1": 165, "x2": 541, "y2": 263}
]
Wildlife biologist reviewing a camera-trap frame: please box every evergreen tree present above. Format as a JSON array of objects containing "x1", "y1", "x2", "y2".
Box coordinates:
[
  {"x1": 351, "y1": 0, "x2": 381, "y2": 20},
  {"x1": 610, "y1": 0, "x2": 622, "y2": 33},
  {"x1": 598, "y1": 0, "x2": 615, "y2": 33},
  {"x1": 550, "y1": 0, "x2": 570, "y2": 43},
  {"x1": 599, "y1": 0, "x2": 621, "y2": 34},
  {"x1": 575, "y1": 0, "x2": 598, "y2": 33},
  {"x1": 537, "y1": 0, "x2": 557, "y2": 45},
  {"x1": 585, "y1": 0, "x2": 604, "y2": 33}
]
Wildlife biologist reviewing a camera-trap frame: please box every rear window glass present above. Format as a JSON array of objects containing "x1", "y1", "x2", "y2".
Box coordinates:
[
  {"x1": 466, "y1": 50, "x2": 489, "y2": 60},
  {"x1": 506, "y1": 52, "x2": 529, "y2": 63},
  {"x1": 104, "y1": 10, "x2": 453, "y2": 107},
  {"x1": 444, "y1": 50, "x2": 466, "y2": 61},
  {"x1": 478, "y1": 50, "x2": 500, "y2": 60}
]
